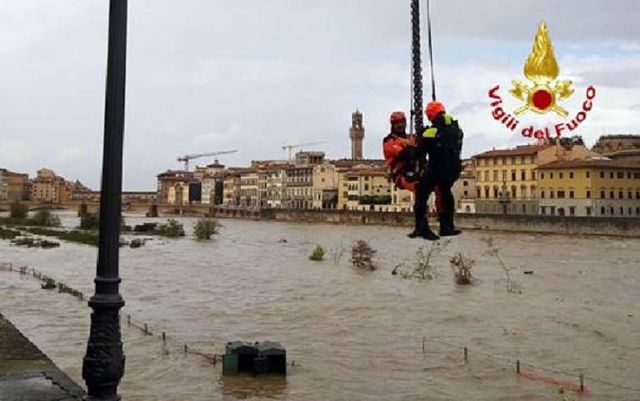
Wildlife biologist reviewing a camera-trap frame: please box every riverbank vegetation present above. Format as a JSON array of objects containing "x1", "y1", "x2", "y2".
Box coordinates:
[
  {"x1": 11, "y1": 236, "x2": 60, "y2": 249},
  {"x1": 0, "y1": 227, "x2": 22, "y2": 240},
  {"x1": 22, "y1": 227, "x2": 99, "y2": 246},
  {"x1": 1, "y1": 207, "x2": 61, "y2": 227}
]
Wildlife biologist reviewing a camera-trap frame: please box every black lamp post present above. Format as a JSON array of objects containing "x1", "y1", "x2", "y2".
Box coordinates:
[{"x1": 82, "y1": 1, "x2": 128, "y2": 400}]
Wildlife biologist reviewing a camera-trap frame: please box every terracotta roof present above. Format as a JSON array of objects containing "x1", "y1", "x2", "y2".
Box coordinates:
[
  {"x1": 332, "y1": 159, "x2": 385, "y2": 168},
  {"x1": 157, "y1": 170, "x2": 193, "y2": 178},
  {"x1": 473, "y1": 144, "x2": 550, "y2": 158},
  {"x1": 536, "y1": 159, "x2": 640, "y2": 170},
  {"x1": 346, "y1": 169, "x2": 388, "y2": 177}
]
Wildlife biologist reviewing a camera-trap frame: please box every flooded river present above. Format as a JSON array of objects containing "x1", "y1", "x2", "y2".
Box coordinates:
[{"x1": 1, "y1": 212, "x2": 639, "y2": 400}]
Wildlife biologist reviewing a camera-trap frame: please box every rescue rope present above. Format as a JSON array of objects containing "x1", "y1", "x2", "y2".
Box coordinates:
[{"x1": 425, "y1": 0, "x2": 436, "y2": 101}]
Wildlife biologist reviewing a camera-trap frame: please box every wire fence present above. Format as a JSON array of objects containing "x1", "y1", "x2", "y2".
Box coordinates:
[
  {"x1": 0, "y1": 262, "x2": 223, "y2": 366},
  {"x1": 420, "y1": 335, "x2": 640, "y2": 395},
  {"x1": 1, "y1": 261, "x2": 638, "y2": 395}
]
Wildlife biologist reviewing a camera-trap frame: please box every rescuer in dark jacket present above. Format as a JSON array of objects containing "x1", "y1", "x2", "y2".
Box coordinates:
[{"x1": 413, "y1": 101, "x2": 464, "y2": 238}]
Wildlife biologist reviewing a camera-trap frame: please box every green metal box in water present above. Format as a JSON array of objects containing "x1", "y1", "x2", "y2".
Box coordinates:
[
  {"x1": 222, "y1": 341, "x2": 286, "y2": 376},
  {"x1": 223, "y1": 341, "x2": 258, "y2": 375}
]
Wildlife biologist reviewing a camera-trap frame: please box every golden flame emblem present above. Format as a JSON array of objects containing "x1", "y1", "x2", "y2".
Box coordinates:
[{"x1": 510, "y1": 22, "x2": 574, "y2": 117}]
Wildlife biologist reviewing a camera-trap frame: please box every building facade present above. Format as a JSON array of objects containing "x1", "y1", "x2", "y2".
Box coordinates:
[
  {"x1": 473, "y1": 142, "x2": 598, "y2": 214},
  {"x1": 239, "y1": 170, "x2": 260, "y2": 207},
  {"x1": 312, "y1": 162, "x2": 337, "y2": 209},
  {"x1": 286, "y1": 166, "x2": 314, "y2": 209},
  {"x1": 452, "y1": 159, "x2": 476, "y2": 213},
  {"x1": 537, "y1": 159, "x2": 640, "y2": 217},
  {"x1": 0, "y1": 169, "x2": 7, "y2": 201},
  {"x1": 6, "y1": 172, "x2": 30, "y2": 201},
  {"x1": 30, "y1": 168, "x2": 71, "y2": 204},
  {"x1": 265, "y1": 168, "x2": 287, "y2": 208},
  {"x1": 156, "y1": 170, "x2": 193, "y2": 205},
  {"x1": 222, "y1": 171, "x2": 241, "y2": 206}
]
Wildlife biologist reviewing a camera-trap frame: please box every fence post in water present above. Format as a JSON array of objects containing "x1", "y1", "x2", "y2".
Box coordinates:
[
  {"x1": 127, "y1": 315, "x2": 131, "y2": 327},
  {"x1": 422, "y1": 336, "x2": 426, "y2": 354},
  {"x1": 184, "y1": 344, "x2": 188, "y2": 355},
  {"x1": 580, "y1": 374, "x2": 584, "y2": 392},
  {"x1": 463, "y1": 347, "x2": 468, "y2": 363},
  {"x1": 144, "y1": 323, "x2": 148, "y2": 335},
  {"x1": 516, "y1": 360, "x2": 520, "y2": 374}
]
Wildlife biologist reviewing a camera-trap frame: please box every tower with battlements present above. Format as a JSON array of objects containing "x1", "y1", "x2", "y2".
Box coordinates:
[{"x1": 349, "y1": 109, "x2": 364, "y2": 160}]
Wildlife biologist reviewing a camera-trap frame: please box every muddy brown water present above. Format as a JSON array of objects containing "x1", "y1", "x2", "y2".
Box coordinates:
[{"x1": 1, "y1": 212, "x2": 639, "y2": 400}]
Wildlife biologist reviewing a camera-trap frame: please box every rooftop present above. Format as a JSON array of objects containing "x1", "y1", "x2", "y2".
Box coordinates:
[
  {"x1": 473, "y1": 144, "x2": 550, "y2": 158},
  {"x1": 536, "y1": 158, "x2": 640, "y2": 170}
]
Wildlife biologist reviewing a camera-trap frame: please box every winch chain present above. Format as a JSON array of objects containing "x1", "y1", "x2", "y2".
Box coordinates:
[{"x1": 411, "y1": 0, "x2": 424, "y2": 135}]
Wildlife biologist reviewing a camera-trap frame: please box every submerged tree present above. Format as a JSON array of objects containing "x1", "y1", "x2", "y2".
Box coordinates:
[
  {"x1": 157, "y1": 219, "x2": 186, "y2": 238},
  {"x1": 193, "y1": 218, "x2": 221, "y2": 240},
  {"x1": 351, "y1": 240, "x2": 377, "y2": 271},
  {"x1": 450, "y1": 253, "x2": 476, "y2": 285},
  {"x1": 30, "y1": 209, "x2": 61, "y2": 227},
  {"x1": 9, "y1": 201, "x2": 28, "y2": 219},
  {"x1": 309, "y1": 245, "x2": 325, "y2": 261}
]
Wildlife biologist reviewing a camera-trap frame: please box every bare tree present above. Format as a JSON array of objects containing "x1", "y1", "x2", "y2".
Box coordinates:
[
  {"x1": 482, "y1": 236, "x2": 521, "y2": 294},
  {"x1": 331, "y1": 244, "x2": 346, "y2": 265},
  {"x1": 392, "y1": 240, "x2": 450, "y2": 280}
]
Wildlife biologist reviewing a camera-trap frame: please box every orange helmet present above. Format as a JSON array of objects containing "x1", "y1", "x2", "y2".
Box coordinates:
[
  {"x1": 390, "y1": 111, "x2": 406, "y2": 123},
  {"x1": 425, "y1": 101, "x2": 446, "y2": 121}
]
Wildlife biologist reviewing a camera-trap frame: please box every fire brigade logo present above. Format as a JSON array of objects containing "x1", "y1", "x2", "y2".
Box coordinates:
[
  {"x1": 488, "y1": 22, "x2": 596, "y2": 139},
  {"x1": 510, "y1": 22, "x2": 573, "y2": 117}
]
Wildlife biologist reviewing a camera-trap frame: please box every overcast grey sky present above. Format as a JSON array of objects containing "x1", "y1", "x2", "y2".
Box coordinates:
[{"x1": 1, "y1": 0, "x2": 639, "y2": 190}]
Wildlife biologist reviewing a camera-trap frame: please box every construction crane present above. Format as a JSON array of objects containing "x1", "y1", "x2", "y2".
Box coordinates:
[
  {"x1": 281, "y1": 141, "x2": 327, "y2": 160},
  {"x1": 177, "y1": 150, "x2": 237, "y2": 171}
]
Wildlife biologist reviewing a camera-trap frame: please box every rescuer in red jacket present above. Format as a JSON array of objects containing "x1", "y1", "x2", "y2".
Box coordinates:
[
  {"x1": 383, "y1": 111, "x2": 444, "y2": 240},
  {"x1": 383, "y1": 111, "x2": 418, "y2": 193}
]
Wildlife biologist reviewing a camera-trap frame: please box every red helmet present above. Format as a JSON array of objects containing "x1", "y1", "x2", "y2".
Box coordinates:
[
  {"x1": 425, "y1": 101, "x2": 446, "y2": 121},
  {"x1": 390, "y1": 111, "x2": 406, "y2": 123}
]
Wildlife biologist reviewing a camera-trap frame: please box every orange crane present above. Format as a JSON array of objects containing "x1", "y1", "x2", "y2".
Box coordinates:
[
  {"x1": 281, "y1": 141, "x2": 327, "y2": 160},
  {"x1": 177, "y1": 150, "x2": 237, "y2": 171}
]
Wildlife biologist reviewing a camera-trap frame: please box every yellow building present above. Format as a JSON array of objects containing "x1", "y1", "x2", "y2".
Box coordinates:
[
  {"x1": 312, "y1": 162, "x2": 338, "y2": 209},
  {"x1": 537, "y1": 159, "x2": 640, "y2": 217},
  {"x1": 473, "y1": 141, "x2": 597, "y2": 214},
  {"x1": 390, "y1": 185, "x2": 414, "y2": 212},
  {"x1": 156, "y1": 170, "x2": 193, "y2": 205},
  {"x1": 336, "y1": 164, "x2": 392, "y2": 210},
  {"x1": 30, "y1": 168, "x2": 71, "y2": 204}
]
